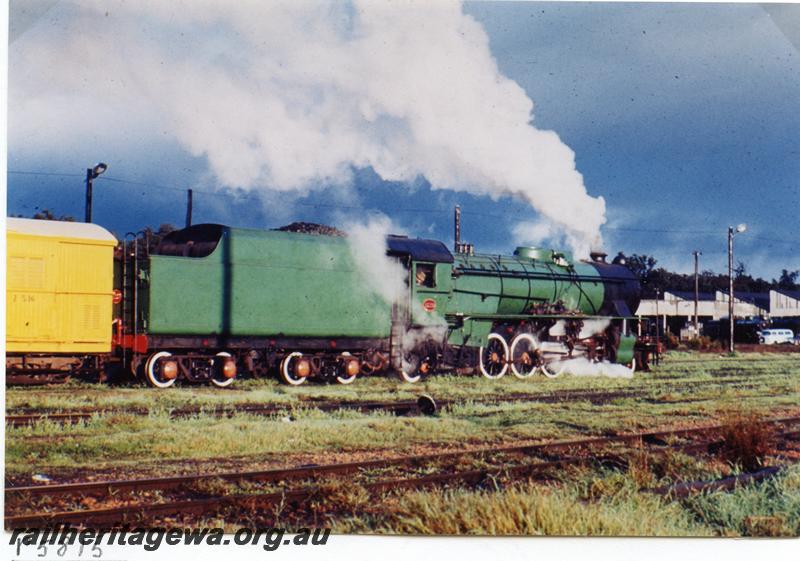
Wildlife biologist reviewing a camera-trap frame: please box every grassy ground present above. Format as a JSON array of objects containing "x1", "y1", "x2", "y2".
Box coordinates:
[{"x1": 5, "y1": 352, "x2": 800, "y2": 535}]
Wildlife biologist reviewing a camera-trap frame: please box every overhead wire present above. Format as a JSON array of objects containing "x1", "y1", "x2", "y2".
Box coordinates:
[{"x1": 7, "y1": 168, "x2": 798, "y2": 245}]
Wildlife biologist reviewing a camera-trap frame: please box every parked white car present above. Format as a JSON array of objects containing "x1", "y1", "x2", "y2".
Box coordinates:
[{"x1": 758, "y1": 329, "x2": 795, "y2": 345}]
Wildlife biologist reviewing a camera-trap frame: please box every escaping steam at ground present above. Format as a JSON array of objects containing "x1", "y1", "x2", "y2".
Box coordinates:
[
  {"x1": 11, "y1": 0, "x2": 606, "y2": 255},
  {"x1": 555, "y1": 358, "x2": 635, "y2": 379}
]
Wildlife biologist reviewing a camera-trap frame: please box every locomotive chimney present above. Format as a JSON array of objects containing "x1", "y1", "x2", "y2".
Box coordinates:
[
  {"x1": 454, "y1": 205, "x2": 461, "y2": 253},
  {"x1": 590, "y1": 251, "x2": 607, "y2": 263}
]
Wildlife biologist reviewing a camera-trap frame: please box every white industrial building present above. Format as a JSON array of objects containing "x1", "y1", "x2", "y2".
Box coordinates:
[
  {"x1": 770, "y1": 289, "x2": 800, "y2": 317},
  {"x1": 635, "y1": 288, "x2": 800, "y2": 338},
  {"x1": 635, "y1": 290, "x2": 767, "y2": 322}
]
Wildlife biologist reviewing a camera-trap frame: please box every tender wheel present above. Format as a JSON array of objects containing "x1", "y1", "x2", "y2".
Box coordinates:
[
  {"x1": 144, "y1": 351, "x2": 178, "y2": 388},
  {"x1": 479, "y1": 333, "x2": 509, "y2": 380},
  {"x1": 540, "y1": 359, "x2": 564, "y2": 379},
  {"x1": 280, "y1": 352, "x2": 309, "y2": 386},
  {"x1": 211, "y1": 351, "x2": 236, "y2": 388},
  {"x1": 335, "y1": 352, "x2": 358, "y2": 385},
  {"x1": 510, "y1": 333, "x2": 540, "y2": 379}
]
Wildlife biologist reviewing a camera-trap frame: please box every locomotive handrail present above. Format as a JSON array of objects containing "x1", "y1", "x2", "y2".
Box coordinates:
[
  {"x1": 445, "y1": 312, "x2": 638, "y2": 322},
  {"x1": 453, "y1": 267, "x2": 631, "y2": 284}
]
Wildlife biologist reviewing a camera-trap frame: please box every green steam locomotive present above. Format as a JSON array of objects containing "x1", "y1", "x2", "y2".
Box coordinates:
[{"x1": 123, "y1": 220, "x2": 643, "y2": 387}]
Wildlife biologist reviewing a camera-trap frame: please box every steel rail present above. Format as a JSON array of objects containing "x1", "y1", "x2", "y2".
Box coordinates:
[
  {"x1": 9, "y1": 431, "x2": 800, "y2": 529},
  {"x1": 8, "y1": 415, "x2": 800, "y2": 501},
  {"x1": 647, "y1": 466, "x2": 789, "y2": 498},
  {"x1": 4, "y1": 456, "x2": 587, "y2": 527},
  {"x1": 5, "y1": 379, "x2": 773, "y2": 427}
]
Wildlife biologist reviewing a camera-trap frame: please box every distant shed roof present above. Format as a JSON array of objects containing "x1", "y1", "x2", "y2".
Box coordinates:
[
  {"x1": 729, "y1": 291, "x2": 771, "y2": 310},
  {"x1": 667, "y1": 290, "x2": 716, "y2": 302},
  {"x1": 6, "y1": 217, "x2": 117, "y2": 243},
  {"x1": 774, "y1": 288, "x2": 800, "y2": 300}
]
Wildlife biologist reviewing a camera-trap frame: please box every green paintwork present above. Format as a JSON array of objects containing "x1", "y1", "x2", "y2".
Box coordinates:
[
  {"x1": 409, "y1": 262, "x2": 451, "y2": 327},
  {"x1": 617, "y1": 334, "x2": 636, "y2": 365},
  {"x1": 445, "y1": 251, "x2": 606, "y2": 347},
  {"x1": 144, "y1": 226, "x2": 635, "y2": 364},
  {"x1": 147, "y1": 228, "x2": 392, "y2": 338}
]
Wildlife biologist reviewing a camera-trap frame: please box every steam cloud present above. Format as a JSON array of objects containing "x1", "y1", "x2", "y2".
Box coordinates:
[
  {"x1": 11, "y1": 0, "x2": 606, "y2": 254},
  {"x1": 345, "y1": 216, "x2": 407, "y2": 305}
]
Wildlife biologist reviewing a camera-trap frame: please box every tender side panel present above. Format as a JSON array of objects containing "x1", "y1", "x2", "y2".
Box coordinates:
[
  {"x1": 147, "y1": 229, "x2": 393, "y2": 339},
  {"x1": 6, "y1": 231, "x2": 115, "y2": 353}
]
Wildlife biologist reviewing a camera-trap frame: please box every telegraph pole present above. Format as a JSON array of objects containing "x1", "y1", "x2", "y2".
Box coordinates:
[
  {"x1": 186, "y1": 189, "x2": 193, "y2": 228},
  {"x1": 693, "y1": 250, "x2": 701, "y2": 337},
  {"x1": 655, "y1": 288, "x2": 661, "y2": 343},
  {"x1": 454, "y1": 205, "x2": 461, "y2": 252}
]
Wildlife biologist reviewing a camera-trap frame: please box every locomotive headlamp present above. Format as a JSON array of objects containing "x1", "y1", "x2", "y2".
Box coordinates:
[
  {"x1": 222, "y1": 358, "x2": 237, "y2": 379},
  {"x1": 295, "y1": 358, "x2": 311, "y2": 377},
  {"x1": 162, "y1": 360, "x2": 179, "y2": 380},
  {"x1": 345, "y1": 359, "x2": 360, "y2": 377}
]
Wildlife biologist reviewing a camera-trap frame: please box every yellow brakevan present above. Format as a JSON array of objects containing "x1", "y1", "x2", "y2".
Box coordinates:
[{"x1": 6, "y1": 217, "x2": 117, "y2": 355}]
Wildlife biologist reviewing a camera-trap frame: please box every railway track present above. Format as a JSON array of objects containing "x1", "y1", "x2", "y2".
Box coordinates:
[
  {"x1": 7, "y1": 351, "x2": 797, "y2": 389},
  {"x1": 5, "y1": 380, "x2": 772, "y2": 428},
  {"x1": 7, "y1": 415, "x2": 800, "y2": 528}
]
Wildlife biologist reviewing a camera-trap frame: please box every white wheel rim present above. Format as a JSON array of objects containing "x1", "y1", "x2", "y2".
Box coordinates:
[
  {"x1": 510, "y1": 333, "x2": 539, "y2": 379},
  {"x1": 211, "y1": 351, "x2": 236, "y2": 387},
  {"x1": 540, "y1": 360, "x2": 563, "y2": 379},
  {"x1": 400, "y1": 352, "x2": 422, "y2": 383},
  {"x1": 145, "y1": 351, "x2": 177, "y2": 388},
  {"x1": 479, "y1": 333, "x2": 509, "y2": 380},
  {"x1": 280, "y1": 352, "x2": 307, "y2": 386},
  {"x1": 336, "y1": 353, "x2": 358, "y2": 384}
]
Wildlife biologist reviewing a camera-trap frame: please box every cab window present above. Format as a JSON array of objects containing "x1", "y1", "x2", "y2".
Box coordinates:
[{"x1": 415, "y1": 263, "x2": 436, "y2": 288}]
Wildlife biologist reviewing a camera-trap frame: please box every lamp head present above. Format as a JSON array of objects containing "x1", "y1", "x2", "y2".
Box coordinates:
[
  {"x1": 736, "y1": 224, "x2": 747, "y2": 234},
  {"x1": 91, "y1": 163, "x2": 108, "y2": 178}
]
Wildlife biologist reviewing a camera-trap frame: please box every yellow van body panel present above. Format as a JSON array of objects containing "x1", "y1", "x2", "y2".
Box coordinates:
[{"x1": 6, "y1": 219, "x2": 117, "y2": 354}]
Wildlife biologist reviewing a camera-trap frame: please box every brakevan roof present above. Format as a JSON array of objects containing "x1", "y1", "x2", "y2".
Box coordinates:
[{"x1": 6, "y1": 217, "x2": 117, "y2": 243}]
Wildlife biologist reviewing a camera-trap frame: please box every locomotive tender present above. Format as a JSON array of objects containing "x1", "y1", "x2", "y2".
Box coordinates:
[{"x1": 6, "y1": 217, "x2": 644, "y2": 387}]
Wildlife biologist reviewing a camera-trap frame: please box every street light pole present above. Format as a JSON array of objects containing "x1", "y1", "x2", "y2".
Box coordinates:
[
  {"x1": 84, "y1": 163, "x2": 108, "y2": 223},
  {"x1": 728, "y1": 224, "x2": 747, "y2": 353},
  {"x1": 728, "y1": 228, "x2": 734, "y2": 353}
]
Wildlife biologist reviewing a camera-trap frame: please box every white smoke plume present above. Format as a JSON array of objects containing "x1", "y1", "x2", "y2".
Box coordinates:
[{"x1": 10, "y1": 0, "x2": 606, "y2": 255}]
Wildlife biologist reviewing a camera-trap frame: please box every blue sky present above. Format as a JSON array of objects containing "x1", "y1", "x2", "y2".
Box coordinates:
[{"x1": 6, "y1": 2, "x2": 799, "y2": 279}]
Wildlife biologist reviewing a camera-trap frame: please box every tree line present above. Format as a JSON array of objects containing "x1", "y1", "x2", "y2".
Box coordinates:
[
  {"x1": 17, "y1": 209, "x2": 800, "y2": 295},
  {"x1": 621, "y1": 254, "x2": 800, "y2": 298}
]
